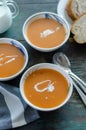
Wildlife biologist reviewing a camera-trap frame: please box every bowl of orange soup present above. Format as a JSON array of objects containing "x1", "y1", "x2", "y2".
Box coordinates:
[
  {"x1": 23, "y1": 12, "x2": 70, "y2": 52},
  {"x1": 0, "y1": 38, "x2": 28, "y2": 81},
  {"x1": 20, "y1": 63, "x2": 73, "y2": 111}
]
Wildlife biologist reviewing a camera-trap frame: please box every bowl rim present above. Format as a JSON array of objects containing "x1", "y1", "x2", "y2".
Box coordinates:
[
  {"x1": 0, "y1": 38, "x2": 28, "y2": 81},
  {"x1": 20, "y1": 63, "x2": 73, "y2": 111},
  {"x1": 23, "y1": 11, "x2": 70, "y2": 52}
]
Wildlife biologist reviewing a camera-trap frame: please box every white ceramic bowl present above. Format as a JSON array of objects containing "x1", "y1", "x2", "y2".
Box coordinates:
[
  {"x1": 20, "y1": 63, "x2": 73, "y2": 111},
  {"x1": 0, "y1": 38, "x2": 28, "y2": 81},
  {"x1": 23, "y1": 12, "x2": 70, "y2": 52}
]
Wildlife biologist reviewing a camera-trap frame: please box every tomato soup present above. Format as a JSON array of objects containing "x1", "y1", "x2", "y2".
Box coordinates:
[
  {"x1": 0, "y1": 43, "x2": 25, "y2": 78},
  {"x1": 26, "y1": 18, "x2": 66, "y2": 48},
  {"x1": 24, "y1": 68, "x2": 69, "y2": 108}
]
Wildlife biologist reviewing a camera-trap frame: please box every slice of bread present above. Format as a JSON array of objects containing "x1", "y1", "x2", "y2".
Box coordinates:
[
  {"x1": 66, "y1": 0, "x2": 86, "y2": 20},
  {"x1": 71, "y1": 14, "x2": 86, "y2": 44}
]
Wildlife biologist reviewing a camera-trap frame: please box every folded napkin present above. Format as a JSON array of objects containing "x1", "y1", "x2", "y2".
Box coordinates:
[{"x1": 0, "y1": 82, "x2": 40, "y2": 130}]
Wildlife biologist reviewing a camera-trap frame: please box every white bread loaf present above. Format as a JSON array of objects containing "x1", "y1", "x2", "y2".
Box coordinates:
[
  {"x1": 71, "y1": 14, "x2": 86, "y2": 44},
  {"x1": 66, "y1": 0, "x2": 86, "y2": 20}
]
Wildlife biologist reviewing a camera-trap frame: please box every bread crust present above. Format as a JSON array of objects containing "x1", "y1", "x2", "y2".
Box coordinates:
[{"x1": 66, "y1": 0, "x2": 76, "y2": 20}]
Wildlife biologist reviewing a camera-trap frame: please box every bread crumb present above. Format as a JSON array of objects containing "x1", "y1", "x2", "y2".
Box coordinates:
[{"x1": 69, "y1": 37, "x2": 74, "y2": 43}]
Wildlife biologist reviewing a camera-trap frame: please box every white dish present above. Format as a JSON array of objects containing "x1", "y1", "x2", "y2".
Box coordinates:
[
  {"x1": 23, "y1": 12, "x2": 70, "y2": 52},
  {"x1": 0, "y1": 38, "x2": 28, "y2": 81},
  {"x1": 57, "y1": 0, "x2": 73, "y2": 28},
  {"x1": 20, "y1": 63, "x2": 73, "y2": 111}
]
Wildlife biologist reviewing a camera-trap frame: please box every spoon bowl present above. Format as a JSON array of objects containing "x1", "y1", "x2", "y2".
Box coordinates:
[{"x1": 53, "y1": 52, "x2": 71, "y2": 73}]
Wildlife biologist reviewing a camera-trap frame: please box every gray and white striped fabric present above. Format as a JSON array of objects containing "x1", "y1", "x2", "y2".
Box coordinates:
[{"x1": 0, "y1": 82, "x2": 39, "y2": 130}]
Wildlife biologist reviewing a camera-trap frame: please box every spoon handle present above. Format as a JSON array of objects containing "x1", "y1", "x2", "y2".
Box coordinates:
[
  {"x1": 69, "y1": 72, "x2": 86, "y2": 93},
  {"x1": 72, "y1": 80, "x2": 86, "y2": 106}
]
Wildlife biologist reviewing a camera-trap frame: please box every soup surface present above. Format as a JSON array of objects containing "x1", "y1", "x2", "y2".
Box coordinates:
[
  {"x1": 26, "y1": 18, "x2": 66, "y2": 48},
  {"x1": 24, "y1": 68, "x2": 69, "y2": 108},
  {"x1": 0, "y1": 43, "x2": 25, "y2": 78}
]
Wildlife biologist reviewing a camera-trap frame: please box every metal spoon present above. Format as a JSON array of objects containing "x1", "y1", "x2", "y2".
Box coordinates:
[{"x1": 53, "y1": 52, "x2": 86, "y2": 105}]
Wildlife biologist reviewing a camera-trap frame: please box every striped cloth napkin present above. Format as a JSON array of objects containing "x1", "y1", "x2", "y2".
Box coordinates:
[{"x1": 0, "y1": 82, "x2": 39, "y2": 130}]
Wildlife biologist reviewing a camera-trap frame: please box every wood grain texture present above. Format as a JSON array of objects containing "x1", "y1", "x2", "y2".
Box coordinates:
[
  {"x1": 0, "y1": 0, "x2": 86, "y2": 130},
  {"x1": 15, "y1": 0, "x2": 59, "y2": 4}
]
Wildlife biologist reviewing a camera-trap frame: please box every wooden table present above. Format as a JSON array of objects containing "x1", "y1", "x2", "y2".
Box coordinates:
[{"x1": 0, "y1": 0, "x2": 86, "y2": 130}]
